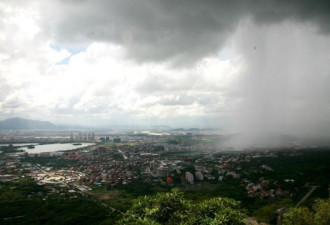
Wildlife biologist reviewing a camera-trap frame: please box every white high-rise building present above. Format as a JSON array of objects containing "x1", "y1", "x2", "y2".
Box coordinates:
[
  {"x1": 185, "y1": 172, "x2": 194, "y2": 184},
  {"x1": 195, "y1": 171, "x2": 204, "y2": 181}
]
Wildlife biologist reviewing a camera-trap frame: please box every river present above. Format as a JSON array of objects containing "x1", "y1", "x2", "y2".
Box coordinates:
[{"x1": 17, "y1": 143, "x2": 95, "y2": 153}]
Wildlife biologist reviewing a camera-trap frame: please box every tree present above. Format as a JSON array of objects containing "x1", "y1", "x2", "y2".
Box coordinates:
[
  {"x1": 190, "y1": 197, "x2": 246, "y2": 225},
  {"x1": 313, "y1": 199, "x2": 330, "y2": 225},
  {"x1": 282, "y1": 198, "x2": 330, "y2": 225},
  {"x1": 282, "y1": 207, "x2": 314, "y2": 225},
  {"x1": 117, "y1": 189, "x2": 246, "y2": 225}
]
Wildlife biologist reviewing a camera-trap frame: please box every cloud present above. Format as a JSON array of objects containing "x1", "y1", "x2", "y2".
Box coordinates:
[
  {"x1": 36, "y1": 0, "x2": 330, "y2": 66},
  {"x1": 226, "y1": 19, "x2": 330, "y2": 145},
  {"x1": 1, "y1": 0, "x2": 330, "y2": 135}
]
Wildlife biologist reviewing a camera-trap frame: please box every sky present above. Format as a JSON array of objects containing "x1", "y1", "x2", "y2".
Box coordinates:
[{"x1": 1, "y1": 0, "x2": 330, "y2": 140}]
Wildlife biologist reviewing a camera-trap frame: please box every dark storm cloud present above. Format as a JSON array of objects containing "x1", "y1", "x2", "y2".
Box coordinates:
[
  {"x1": 225, "y1": 20, "x2": 330, "y2": 146},
  {"x1": 3, "y1": 0, "x2": 330, "y2": 134},
  {"x1": 41, "y1": 0, "x2": 240, "y2": 64},
  {"x1": 252, "y1": 0, "x2": 330, "y2": 33},
  {"x1": 40, "y1": 0, "x2": 330, "y2": 65}
]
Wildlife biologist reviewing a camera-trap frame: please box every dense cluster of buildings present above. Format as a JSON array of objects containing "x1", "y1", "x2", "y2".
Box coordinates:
[
  {"x1": 0, "y1": 156, "x2": 21, "y2": 182},
  {"x1": 0, "y1": 134, "x2": 305, "y2": 200},
  {"x1": 244, "y1": 177, "x2": 290, "y2": 198},
  {"x1": 70, "y1": 132, "x2": 95, "y2": 142}
]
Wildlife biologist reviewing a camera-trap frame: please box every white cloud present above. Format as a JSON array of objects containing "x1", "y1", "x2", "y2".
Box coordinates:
[
  {"x1": 0, "y1": 1, "x2": 239, "y2": 127},
  {"x1": 1, "y1": 0, "x2": 330, "y2": 136}
]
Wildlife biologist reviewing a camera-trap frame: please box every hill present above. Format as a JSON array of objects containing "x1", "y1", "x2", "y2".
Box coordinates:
[{"x1": 0, "y1": 117, "x2": 56, "y2": 130}]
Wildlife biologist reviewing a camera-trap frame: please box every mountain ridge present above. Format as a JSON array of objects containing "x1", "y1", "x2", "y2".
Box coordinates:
[{"x1": 0, "y1": 117, "x2": 56, "y2": 130}]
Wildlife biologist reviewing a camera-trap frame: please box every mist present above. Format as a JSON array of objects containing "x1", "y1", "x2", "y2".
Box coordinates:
[{"x1": 224, "y1": 20, "x2": 330, "y2": 147}]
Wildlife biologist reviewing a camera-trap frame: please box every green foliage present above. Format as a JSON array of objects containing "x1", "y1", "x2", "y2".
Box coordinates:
[
  {"x1": 0, "y1": 198, "x2": 110, "y2": 225},
  {"x1": 185, "y1": 165, "x2": 196, "y2": 174},
  {"x1": 114, "y1": 181, "x2": 157, "y2": 197},
  {"x1": 0, "y1": 145, "x2": 23, "y2": 153},
  {"x1": 241, "y1": 149, "x2": 330, "y2": 187},
  {"x1": 313, "y1": 199, "x2": 330, "y2": 225},
  {"x1": 252, "y1": 198, "x2": 293, "y2": 224},
  {"x1": 154, "y1": 146, "x2": 165, "y2": 152},
  {"x1": 191, "y1": 197, "x2": 246, "y2": 225},
  {"x1": 166, "y1": 139, "x2": 180, "y2": 145},
  {"x1": 112, "y1": 152, "x2": 124, "y2": 160},
  {"x1": 0, "y1": 178, "x2": 111, "y2": 225},
  {"x1": 282, "y1": 198, "x2": 330, "y2": 225},
  {"x1": 160, "y1": 151, "x2": 200, "y2": 157},
  {"x1": 20, "y1": 156, "x2": 77, "y2": 169},
  {"x1": 0, "y1": 178, "x2": 45, "y2": 202},
  {"x1": 282, "y1": 207, "x2": 314, "y2": 225},
  {"x1": 120, "y1": 189, "x2": 190, "y2": 224},
  {"x1": 117, "y1": 188, "x2": 246, "y2": 225}
]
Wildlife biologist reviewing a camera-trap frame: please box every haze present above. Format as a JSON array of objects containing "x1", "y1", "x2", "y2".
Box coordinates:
[{"x1": 1, "y1": 0, "x2": 330, "y2": 145}]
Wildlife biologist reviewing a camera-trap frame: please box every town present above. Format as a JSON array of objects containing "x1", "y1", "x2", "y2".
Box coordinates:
[{"x1": 1, "y1": 132, "x2": 329, "y2": 224}]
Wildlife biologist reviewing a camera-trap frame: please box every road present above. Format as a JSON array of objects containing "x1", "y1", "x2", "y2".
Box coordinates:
[
  {"x1": 118, "y1": 149, "x2": 128, "y2": 159},
  {"x1": 296, "y1": 186, "x2": 318, "y2": 207}
]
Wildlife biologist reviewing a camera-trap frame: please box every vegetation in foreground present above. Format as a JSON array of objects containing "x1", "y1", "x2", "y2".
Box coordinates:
[
  {"x1": 282, "y1": 198, "x2": 330, "y2": 225},
  {"x1": 117, "y1": 188, "x2": 246, "y2": 225},
  {"x1": 0, "y1": 178, "x2": 111, "y2": 225},
  {"x1": 0, "y1": 178, "x2": 329, "y2": 224}
]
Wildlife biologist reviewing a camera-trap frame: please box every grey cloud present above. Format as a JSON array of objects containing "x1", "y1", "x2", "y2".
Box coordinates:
[
  {"x1": 2, "y1": 98, "x2": 23, "y2": 109},
  {"x1": 39, "y1": 0, "x2": 330, "y2": 65},
  {"x1": 53, "y1": 95, "x2": 112, "y2": 115},
  {"x1": 228, "y1": 20, "x2": 330, "y2": 146},
  {"x1": 3, "y1": 0, "x2": 330, "y2": 134},
  {"x1": 135, "y1": 74, "x2": 194, "y2": 94},
  {"x1": 158, "y1": 95, "x2": 195, "y2": 106},
  {"x1": 0, "y1": 94, "x2": 31, "y2": 117},
  {"x1": 0, "y1": 79, "x2": 11, "y2": 102},
  {"x1": 136, "y1": 71, "x2": 225, "y2": 95},
  {"x1": 140, "y1": 92, "x2": 225, "y2": 117},
  {"x1": 0, "y1": 79, "x2": 30, "y2": 111},
  {"x1": 252, "y1": 0, "x2": 330, "y2": 33},
  {"x1": 196, "y1": 95, "x2": 220, "y2": 106}
]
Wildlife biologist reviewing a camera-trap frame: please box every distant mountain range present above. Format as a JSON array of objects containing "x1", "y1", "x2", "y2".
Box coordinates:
[
  {"x1": 0, "y1": 117, "x2": 56, "y2": 130},
  {"x1": 0, "y1": 117, "x2": 220, "y2": 131}
]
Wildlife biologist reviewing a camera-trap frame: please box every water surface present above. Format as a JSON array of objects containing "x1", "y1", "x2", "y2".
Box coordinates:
[{"x1": 19, "y1": 143, "x2": 95, "y2": 153}]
